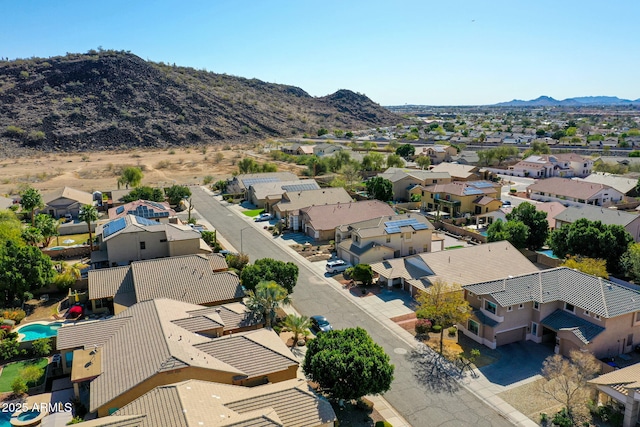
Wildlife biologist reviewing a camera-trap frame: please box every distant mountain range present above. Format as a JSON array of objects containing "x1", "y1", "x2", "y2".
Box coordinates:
[{"x1": 494, "y1": 96, "x2": 640, "y2": 107}]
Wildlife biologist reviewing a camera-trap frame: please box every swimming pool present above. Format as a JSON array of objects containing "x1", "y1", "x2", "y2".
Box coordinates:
[
  {"x1": 0, "y1": 411, "x2": 10, "y2": 427},
  {"x1": 16, "y1": 322, "x2": 63, "y2": 341},
  {"x1": 537, "y1": 249, "x2": 560, "y2": 259}
]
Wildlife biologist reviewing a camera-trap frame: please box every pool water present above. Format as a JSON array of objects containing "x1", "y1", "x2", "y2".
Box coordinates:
[
  {"x1": 0, "y1": 411, "x2": 9, "y2": 427},
  {"x1": 17, "y1": 410, "x2": 40, "y2": 421},
  {"x1": 537, "y1": 249, "x2": 560, "y2": 259},
  {"x1": 17, "y1": 322, "x2": 63, "y2": 341}
]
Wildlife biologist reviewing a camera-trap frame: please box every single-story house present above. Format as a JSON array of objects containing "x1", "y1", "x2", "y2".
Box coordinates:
[
  {"x1": 526, "y1": 177, "x2": 624, "y2": 207},
  {"x1": 576, "y1": 173, "x2": 640, "y2": 197},
  {"x1": 590, "y1": 364, "x2": 640, "y2": 427},
  {"x1": 247, "y1": 179, "x2": 320, "y2": 209},
  {"x1": 41, "y1": 186, "x2": 94, "y2": 219},
  {"x1": 226, "y1": 172, "x2": 299, "y2": 196}
]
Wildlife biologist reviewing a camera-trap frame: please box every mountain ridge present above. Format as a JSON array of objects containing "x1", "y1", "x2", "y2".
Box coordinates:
[
  {"x1": 494, "y1": 95, "x2": 640, "y2": 107},
  {"x1": 0, "y1": 50, "x2": 399, "y2": 153}
]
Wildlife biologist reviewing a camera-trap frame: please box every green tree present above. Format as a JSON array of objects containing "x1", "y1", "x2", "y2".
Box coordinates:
[
  {"x1": 551, "y1": 130, "x2": 566, "y2": 140},
  {"x1": 365, "y1": 177, "x2": 393, "y2": 202},
  {"x1": 165, "y1": 185, "x2": 192, "y2": 206},
  {"x1": 416, "y1": 280, "x2": 471, "y2": 354},
  {"x1": 0, "y1": 210, "x2": 23, "y2": 244},
  {"x1": 415, "y1": 156, "x2": 431, "y2": 170},
  {"x1": 21, "y1": 227, "x2": 43, "y2": 246},
  {"x1": 238, "y1": 158, "x2": 259, "y2": 174},
  {"x1": 395, "y1": 144, "x2": 415, "y2": 159},
  {"x1": 486, "y1": 219, "x2": 529, "y2": 249},
  {"x1": 317, "y1": 128, "x2": 329, "y2": 137},
  {"x1": 226, "y1": 252, "x2": 250, "y2": 272},
  {"x1": 78, "y1": 204, "x2": 98, "y2": 251},
  {"x1": 351, "y1": 264, "x2": 374, "y2": 286},
  {"x1": 240, "y1": 258, "x2": 299, "y2": 293},
  {"x1": 118, "y1": 167, "x2": 143, "y2": 189},
  {"x1": 120, "y1": 186, "x2": 165, "y2": 203},
  {"x1": 385, "y1": 153, "x2": 404, "y2": 168},
  {"x1": 548, "y1": 218, "x2": 633, "y2": 273},
  {"x1": 361, "y1": 152, "x2": 385, "y2": 171},
  {"x1": 246, "y1": 281, "x2": 290, "y2": 327},
  {"x1": 339, "y1": 163, "x2": 361, "y2": 190},
  {"x1": 0, "y1": 241, "x2": 54, "y2": 304},
  {"x1": 20, "y1": 186, "x2": 43, "y2": 226},
  {"x1": 524, "y1": 141, "x2": 551, "y2": 156},
  {"x1": 494, "y1": 146, "x2": 519, "y2": 165},
  {"x1": 11, "y1": 377, "x2": 27, "y2": 395},
  {"x1": 477, "y1": 150, "x2": 495, "y2": 166},
  {"x1": 505, "y1": 202, "x2": 548, "y2": 250},
  {"x1": 20, "y1": 365, "x2": 44, "y2": 386},
  {"x1": 303, "y1": 327, "x2": 394, "y2": 401},
  {"x1": 34, "y1": 214, "x2": 59, "y2": 247},
  {"x1": 0, "y1": 337, "x2": 24, "y2": 361},
  {"x1": 622, "y1": 243, "x2": 640, "y2": 282},
  {"x1": 283, "y1": 314, "x2": 311, "y2": 346}
]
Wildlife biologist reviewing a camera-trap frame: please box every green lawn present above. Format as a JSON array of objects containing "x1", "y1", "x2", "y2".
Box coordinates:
[
  {"x1": 445, "y1": 245, "x2": 465, "y2": 250},
  {"x1": 242, "y1": 208, "x2": 264, "y2": 218},
  {"x1": 47, "y1": 233, "x2": 90, "y2": 248},
  {"x1": 0, "y1": 358, "x2": 48, "y2": 392}
]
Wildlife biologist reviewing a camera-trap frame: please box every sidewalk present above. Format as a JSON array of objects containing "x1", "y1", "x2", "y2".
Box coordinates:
[{"x1": 197, "y1": 187, "x2": 537, "y2": 427}]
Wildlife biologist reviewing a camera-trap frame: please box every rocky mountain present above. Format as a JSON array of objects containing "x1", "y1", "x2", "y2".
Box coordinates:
[
  {"x1": 0, "y1": 50, "x2": 399, "y2": 153},
  {"x1": 495, "y1": 95, "x2": 640, "y2": 107}
]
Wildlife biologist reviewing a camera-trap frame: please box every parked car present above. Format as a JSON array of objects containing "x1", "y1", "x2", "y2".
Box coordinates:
[
  {"x1": 255, "y1": 213, "x2": 272, "y2": 222},
  {"x1": 326, "y1": 259, "x2": 351, "y2": 274},
  {"x1": 310, "y1": 315, "x2": 333, "y2": 333}
]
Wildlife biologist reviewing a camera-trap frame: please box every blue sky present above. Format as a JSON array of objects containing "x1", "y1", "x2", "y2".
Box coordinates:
[{"x1": 3, "y1": 0, "x2": 639, "y2": 105}]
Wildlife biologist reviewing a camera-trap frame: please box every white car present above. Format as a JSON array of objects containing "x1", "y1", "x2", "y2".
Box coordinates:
[
  {"x1": 255, "y1": 213, "x2": 272, "y2": 222},
  {"x1": 326, "y1": 260, "x2": 351, "y2": 274}
]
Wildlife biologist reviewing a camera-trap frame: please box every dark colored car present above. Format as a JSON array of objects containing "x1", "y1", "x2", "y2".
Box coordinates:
[{"x1": 310, "y1": 315, "x2": 333, "y2": 333}]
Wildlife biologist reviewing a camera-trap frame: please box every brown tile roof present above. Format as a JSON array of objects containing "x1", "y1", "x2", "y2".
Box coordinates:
[
  {"x1": 429, "y1": 163, "x2": 478, "y2": 179},
  {"x1": 249, "y1": 179, "x2": 320, "y2": 201},
  {"x1": 378, "y1": 167, "x2": 450, "y2": 183},
  {"x1": 423, "y1": 181, "x2": 499, "y2": 197},
  {"x1": 527, "y1": 177, "x2": 615, "y2": 200},
  {"x1": 208, "y1": 253, "x2": 229, "y2": 271},
  {"x1": 113, "y1": 378, "x2": 336, "y2": 427},
  {"x1": 273, "y1": 188, "x2": 353, "y2": 214},
  {"x1": 473, "y1": 196, "x2": 498, "y2": 206},
  {"x1": 43, "y1": 186, "x2": 94, "y2": 205},
  {"x1": 108, "y1": 200, "x2": 175, "y2": 220},
  {"x1": 89, "y1": 254, "x2": 242, "y2": 306},
  {"x1": 189, "y1": 303, "x2": 262, "y2": 333},
  {"x1": 301, "y1": 200, "x2": 395, "y2": 232},
  {"x1": 533, "y1": 202, "x2": 567, "y2": 229},
  {"x1": 57, "y1": 298, "x2": 294, "y2": 413},
  {"x1": 338, "y1": 213, "x2": 433, "y2": 238}
]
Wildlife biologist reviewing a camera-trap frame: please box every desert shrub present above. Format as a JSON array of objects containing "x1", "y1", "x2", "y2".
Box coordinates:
[
  {"x1": 203, "y1": 175, "x2": 214, "y2": 185},
  {"x1": 448, "y1": 326, "x2": 457, "y2": 336},
  {"x1": 432, "y1": 325, "x2": 442, "y2": 333},
  {"x1": 415, "y1": 319, "x2": 432, "y2": 334},
  {"x1": 31, "y1": 338, "x2": 52, "y2": 356},
  {"x1": 11, "y1": 377, "x2": 27, "y2": 395},
  {"x1": 20, "y1": 364, "x2": 44, "y2": 385},
  {"x1": 375, "y1": 422, "x2": 393, "y2": 427},
  {"x1": 2, "y1": 309, "x2": 26, "y2": 324},
  {"x1": 4, "y1": 126, "x2": 25, "y2": 138}
]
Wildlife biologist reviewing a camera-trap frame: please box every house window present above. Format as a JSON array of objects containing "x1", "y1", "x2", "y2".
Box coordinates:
[
  {"x1": 386, "y1": 236, "x2": 391, "y2": 243},
  {"x1": 468, "y1": 319, "x2": 479, "y2": 335},
  {"x1": 408, "y1": 246, "x2": 414, "y2": 255},
  {"x1": 432, "y1": 180, "x2": 438, "y2": 184},
  {"x1": 354, "y1": 235, "x2": 359, "y2": 243},
  {"x1": 65, "y1": 352, "x2": 73, "y2": 368},
  {"x1": 94, "y1": 299, "x2": 106, "y2": 309},
  {"x1": 160, "y1": 238, "x2": 167, "y2": 243},
  {"x1": 430, "y1": 194, "x2": 434, "y2": 199},
  {"x1": 593, "y1": 314, "x2": 600, "y2": 320},
  {"x1": 531, "y1": 322, "x2": 538, "y2": 336},
  {"x1": 533, "y1": 301, "x2": 539, "y2": 311},
  {"x1": 423, "y1": 244, "x2": 428, "y2": 252},
  {"x1": 564, "y1": 303, "x2": 575, "y2": 313},
  {"x1": 518, "y1": 303, "x2": 524, "y2": 310},
  {"x1": 583, "y1": 310, "x2": 590, "y2": 317},
  {"x1": 507, "y1": 306, "x2": 513, "y2": 312},
  {"x1": 485, "y1": 300, "x2": 497, "y2": 315},
  {"x1": 404, "y1": 232, "x2": 411, "y2": 240},
  {"x1": 140, "y1": 241, "x2": 146, "y2": 250}
]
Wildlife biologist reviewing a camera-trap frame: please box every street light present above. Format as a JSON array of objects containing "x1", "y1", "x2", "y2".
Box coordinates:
[{"x1": 240, "y1": 227, "x2": 251, "y2": 254}]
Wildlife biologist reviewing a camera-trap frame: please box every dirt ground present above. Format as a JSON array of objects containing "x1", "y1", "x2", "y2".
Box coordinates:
[
  {"x1": 23, "y1": 295, "x2": 65, "y2": 323},
  {"x1": 497, "y1": 378, "x2": 563, "y2": 423},
  {"x1": 290, "y1": 243, "x2": 334, "y2": 261},
  {"x1": 0, "y1": 144, "x2": 302, "y2": 195}
]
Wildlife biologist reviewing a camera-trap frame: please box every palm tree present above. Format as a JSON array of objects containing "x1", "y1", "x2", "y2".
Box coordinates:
[
  {"x1": 20, "y1": 186, "x2": 43, "y2": 226},
  {"x1": 283, "y1": 314, "x2": 311, "y2": 347},
  {"x1": 245, "y1": 281, "x2": 290, "y2": 328},
  {"x1": 78, "y1": 204, "x2": 98, "y2": 251}
]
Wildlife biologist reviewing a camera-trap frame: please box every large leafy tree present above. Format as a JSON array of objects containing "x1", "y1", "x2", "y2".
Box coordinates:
[
  {"x1": 486, "y1": 219, "x2": 529, "y2": 249},
  {"x1": 351, "y1": 264, "x2": 373, "y2": 286},
  {"x1": 240, "y1": 258, "x2": 299, "y2": 293},
  {"x1": 245, "y1": 281, "x2": 290, "y2": 327},
  {"x1": 78, "y1": 204, "x2": 98, "y2": 251},
  {"x1": 0, "y1": 240, "x2": 54, "y2": 304},
  {"x1": 415, "y1": 156, "x2": 431, "y2": 170},
  {"x1": 416, "y1": 280, "x2": 471, "y2": 354},
  {"x1": 505, "y1": 202, "x2": 548, "y2": 250},
  {"x1": 20, "y1": 186, "x2": 43, "y2": 226},
  {"x1": 623, "y1": 243, "x2": 640, "y2": 282},
  {"x1": 118, "y1": 167, "x2": 143, "y2": 189},
  {"x1": 120, "y1": 186, "x2": 165, "y2": 203},
  {"x1": 361, "y1": 152, "x2": 385, "y2": 171},
  {"x1": 0, "y1": 210, "x2": 23, "y2": 244},
  {"x1": 548, "y1": 218, "x2": 632, "y2": 273},
  {"x1": 385, "y1": 154, "x2": 404, "y2": 168},
  {"x1": 34, "y1": 214, "x2": 59, "y2": 246},
  {"x1": 365, "y1": 177, "x2": 393, "y2": 202},
  {"x1": 165, "y1": 185, "x2": 192, "y2": 206},
  {"x1": 395, "y1": 144, "x2": 415, "y2": 159},
  {"x1": 21, "y1": 227, "x2": 43, "y2": 247},
  {"x1": 561, "y1": 256, "x2": 608, "y2": 278},
  {"x1": 303, "y1": 327, "x2": 394, "y2": 401}
]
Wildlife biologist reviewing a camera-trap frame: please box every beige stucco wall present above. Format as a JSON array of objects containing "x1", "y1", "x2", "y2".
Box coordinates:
[
  {"x1": 168, "y1": 238, "x2": 206, "y2": 257},
  {"x1": 106, "y1": 231, "x2": 169, "y2": 266}
]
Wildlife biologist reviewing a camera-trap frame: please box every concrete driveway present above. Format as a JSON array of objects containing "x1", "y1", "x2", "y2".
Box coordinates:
[{"x1": 479, "y1": 341, "x2": 554, "y2": 387}]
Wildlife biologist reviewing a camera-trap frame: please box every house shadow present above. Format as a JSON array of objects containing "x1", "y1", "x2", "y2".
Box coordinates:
[
  {"x1": 478, "y1": 340, "x2": 553, "y2": 386},
  {"x1": 370, "y1": 288, "x2": 419, "y2": 310}
]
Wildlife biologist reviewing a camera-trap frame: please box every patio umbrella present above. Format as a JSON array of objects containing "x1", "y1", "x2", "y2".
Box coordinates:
[{"x1": 63, "y1": 239, "x2": 74, "y2": 244}]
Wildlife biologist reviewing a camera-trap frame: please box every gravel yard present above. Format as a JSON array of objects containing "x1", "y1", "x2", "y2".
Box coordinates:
[{"x1": 498, "y1": 378, "x2": 563, "y2": 421}]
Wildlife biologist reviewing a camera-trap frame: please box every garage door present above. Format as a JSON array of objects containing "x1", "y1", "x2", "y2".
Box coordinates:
[{"x1": 496, "y1": 327, "x2": 526, "y2": 346}]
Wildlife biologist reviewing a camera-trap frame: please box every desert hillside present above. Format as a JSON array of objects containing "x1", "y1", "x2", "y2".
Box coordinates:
[{"x1": 0, "y1": 50, "x2": 399, "y2": 155}]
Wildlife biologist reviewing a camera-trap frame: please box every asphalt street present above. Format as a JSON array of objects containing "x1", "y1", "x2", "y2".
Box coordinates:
[{"x1": 190, "y1": 187, "x2": 512, "y2": 427}]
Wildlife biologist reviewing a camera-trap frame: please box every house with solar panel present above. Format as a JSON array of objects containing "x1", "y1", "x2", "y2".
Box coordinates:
[
  {"x1": 91, "y1": 215, "x2": 211, "y2": 268},
  {"x1": 420, "y1": 180, "x2": 502, "y2": 216},
  {"x1": 461, "y1": 268, "x2": 640, "y2": 357},
  {"x1": 107, "y1": 200, "x2": 176, "y2": 223},
  {"x1": 225, "y1": 172, "x2": 299, "y2": 197},
  {"x1": 247, "y1": 179, "x2": 320, "y2": 209},
  {"x1": 335, "y1": 213, "x2": 437, "y2": 265}
]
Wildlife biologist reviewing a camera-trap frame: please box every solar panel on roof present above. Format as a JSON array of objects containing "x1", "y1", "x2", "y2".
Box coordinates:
[
  {"x1": 135, "y1": 216, "x2": 158, "y2": 226},
  {"x1": 282, "y1": 183, "x2": 320, "y2": 192},
  {"x1": 243, "y1": 177, "x2": 280, "y2": 187},
  {"x1": 463, "y1": 188, "x2": 483, "y2": 195},
  {"x1": 385, "y1": 227, "x2": 401, "y2": 234},
  {"x1": 146, "y1": 201, "x2": 167, "y2": 210},
  {"x1": 413, "y1": 223, "x2": 428, "y2": 230},
  {"x1": 472, "y1": 182, "x2": 495, "y2": 188},
  {"x1": 115, "y1": 206, "x2": 124, "y2": 214},
  {"x1": 103, "y1": 217, "x2": 127, "y2": 238}
]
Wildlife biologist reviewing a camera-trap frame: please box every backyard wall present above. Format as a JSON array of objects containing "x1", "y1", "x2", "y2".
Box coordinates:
[
  {"x1": 433, "y1": 220, "x2": 487, "y2": 244},
  {"x1": 58, "y1": 222, "x2": 97, "y2": 236},
  {"x1": 42, "y1": 246, "x2": 90, "y2": 260}
]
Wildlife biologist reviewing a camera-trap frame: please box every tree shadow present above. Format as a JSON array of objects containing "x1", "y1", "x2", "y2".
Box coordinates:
[{"x1": 407, "y1": 343, "x2": 462, "y2": 394}]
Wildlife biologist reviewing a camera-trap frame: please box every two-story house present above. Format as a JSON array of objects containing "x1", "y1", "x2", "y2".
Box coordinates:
[
  {"x1": 270, "y1": 188, "x2": 353, "y2": 230},
  {"x1": 416, "y1": 145, "x2": 458, "y2": 165},
  {"x1": 421, "y1": 181, "x2": 503, "y2": 216},
  {"x1": 91, "y1": 215, "x2": 211, "y2": 268},
  {"x1": 247, "y1": 179, "x2": 320, "y2": 208},
  {"x1": 553, "y1": 205, "x2": 640, "y2": 242},
  {"x1": 335, "y1": 213, "x2": 435, "y2": 265},
  {"x1": 107, "y1": 199, "x2": 176, "y2": 222},
  {"x1": 377, "y1": 168, "x2": 451, "y2": 201},
  {"x1": 461, "y1": 268, "x2": 640, "y2": 358},
  {"x1": 526, "y1": 177, "x2": 624, "y2": 207}
]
